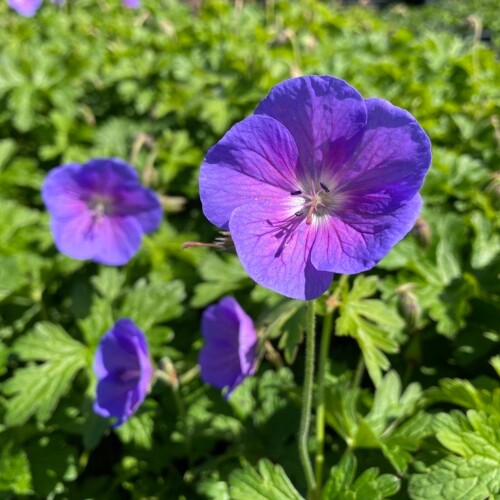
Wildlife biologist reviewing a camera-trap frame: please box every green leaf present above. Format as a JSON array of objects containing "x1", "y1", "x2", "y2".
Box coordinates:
[
  {"x1": 278, "y1": 307, "x2": 306, "y2": 364},
  {"x1": 409, "y1": 455, "x2": 499, "y2": 500},
  {"x1": 435, "y1": 213, "x2": 466, "y2": 284},
  {"x1": 336, "y1": 276, "x2": 404, "y2": 386},
  {"x1": 323, "y1": 451, "x2": 400, "y2": 499},
  {"x1": 470, "y1": 211, "x2": 500, "y2": 269},
  {"x1": 0, "y1": 255, "x2": 27, "y2": 302},
  {"x1": 259, "y1": 299, "x2": 305, "y2": 339},
  {"x1": 3, "y1": 323, "x2": 88, "y2": 426},
  {"x1": 0, "y1": 440, "x2": 32, "y2": 494},
  {"x1": 116, "y1": 400, "x2": 156, "y2": 449},
  {"x1": 78, "y1": 297, "x2": 114, "y2": 348},
  {"x1": 191, "y1": 253, "x2": 250, "y2": 308},
  {"x1": 491, "y1": 356, "x2": 500, "y2": 378},
  {"x1": 0, "y1": 138, "x2": 16, "y2": 171},
  {"x1": 26, "y1": 434, "x2": 78, "y2": 498},
  {"x1": 425, "y1": 378, "x2": 500, "y2": 418},
  {"x1": 10, "y1": 85, "x2": 35, "y2": 132},
  {"x1": 325, "y1": 372, "x2": 430, "y2": 473},
  {"x1": 120, "y1": 279, "x2": 185, "y2": 331},
  {"x1": 229, "y1": 459, "x2": 303, "y2": 500},
  {"x1": 409, "y1": 410, "x2": 500, "y2": 500},
  {"x1": 91, "y1": 267, "x2": 126, "y2": 302}
]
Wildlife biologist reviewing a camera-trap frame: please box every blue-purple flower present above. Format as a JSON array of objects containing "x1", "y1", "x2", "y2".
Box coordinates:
[
  {"x1": 93, "y1": 319, "x2": 153, "y2": 427},
  {"x1": 8, "y1": 0, "x2": 138, "y2": 16},
  {"x1": 8, "y1": 0, "x2": 42, "y2": 16},
  {"x1": 199, "y1": 75, "x2": 432, "y2": 300},
  {"x1": 42, "y1": 158, "x2": 162, "y2": 266},
  {"x1": 123, "y1": 0, "x2": 140, "y2": 8},
  {"x1": 199, "y1": 296, "x2": 258, "y2": 397}
]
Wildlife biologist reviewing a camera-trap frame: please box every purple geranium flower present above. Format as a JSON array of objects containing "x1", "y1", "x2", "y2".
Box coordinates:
[
  {"x1": 93, "y1": 319, "x2": 153, "y2": 427},
  {"x1": 199, "y1": 296, "x2": 257, "y2": 397},
  {"x1": 200, "y1": 75, "x2": 432, "y2": 300},
  {"x1": 123, "y1": 0, "x2": 140, "y2": 8},
  {"x1": 8, "y1": 0, "x2": 42, "y2": 16},
  {"x1": 9, "y1": 0, "x2": 137, "y2": 16},
  {"x1": 42, "y1": 158, "x2": 162, "y2": 266}
]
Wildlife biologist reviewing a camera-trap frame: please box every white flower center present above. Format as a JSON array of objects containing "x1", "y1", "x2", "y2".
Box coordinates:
[{"x1": 291, "y1": 181, "x2": 342, "y2": 224}]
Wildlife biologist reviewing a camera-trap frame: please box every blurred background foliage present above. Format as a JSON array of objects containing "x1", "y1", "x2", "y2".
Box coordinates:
[{"x1": 0, "y1": 0, "x2": 498, "y2": 498}]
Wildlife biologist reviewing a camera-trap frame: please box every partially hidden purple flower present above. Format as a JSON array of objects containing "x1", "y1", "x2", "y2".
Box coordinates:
[
  {"x1": 42, "y1": 158, "x2": 162, "y2": 266},
  {"x1": 93, "y1": 319, "x2": 153, "y2": 427},
  {"x1": 8, "y1": 0, "x2": 43, "y2": 16},
  {"x1": 123, "y1": 0, "x2": 140, "y2": 8},
  {"x1": 199, "y1": 296, "x2": 258, "y2": 398},
  {"x1": 199, "y1": 75, "x2": 432, "y2": 300}
]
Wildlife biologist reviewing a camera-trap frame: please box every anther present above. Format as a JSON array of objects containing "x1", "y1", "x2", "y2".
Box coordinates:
[
  {"x1": 290, "y1": 190, "x2": 302, "y2": 196},
  {"x1": 319, "y1": 182, "x2": 330, "y2": 193},
  {"x1": 295, "y1": 210, "x2": 303, "y2": 217}
]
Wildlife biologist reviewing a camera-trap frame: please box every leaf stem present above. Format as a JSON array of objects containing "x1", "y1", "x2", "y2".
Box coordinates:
[
  {"x1": 352, "y1": 355, "x2": 365, "y2": 388},
  {"x1": 298, "y1": 299, "x2": 317, "y2": 498}
]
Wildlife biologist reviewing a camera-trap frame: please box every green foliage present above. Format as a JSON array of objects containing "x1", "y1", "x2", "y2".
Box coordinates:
[
  {"x1": 3, "y1": 323, "x2": 88, "y2": 426},
  {"x1": 229, "y1": 459, "x2": 304, "y2": 500},
  {"x1": 409, "y1": 410, "x2": 500, "y2": 500},
  {"x1": 0, "y1": 0, "x2": 498, "y2": 497},
  {"x1": 325, "y1": 371, "x2": 430, "y2": 473},
  {"x1": 336, "y1": 277, "x2": 404, "y2": 386},
  {"x1": 323, "y1": 451, "x2": 400, "y2": 499}
]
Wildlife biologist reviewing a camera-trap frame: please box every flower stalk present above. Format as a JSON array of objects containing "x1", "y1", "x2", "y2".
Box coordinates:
[
  {"x1": 314, "y1": 275, "x2": 348, "y2": 497},
  {"x1": 298, "y1": 299, "x2": 317, "y2": 497}
]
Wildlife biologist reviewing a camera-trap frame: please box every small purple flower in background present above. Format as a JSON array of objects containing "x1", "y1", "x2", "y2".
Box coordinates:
[
  {"x1": 200, "y1": 75, "x2": 432, "y2": 300},
  {"x1": 9, "y1": 0, "x2": 138, "y2": 16},
  {"x1": 123, "y1": 0, "x2": 140, "y2": 8},
  {"x1": 8, "y1": 0, "x2": 42, "y2": 16},
  {"x1": 42, "y1": 157, "x2": 162, "y2": 266},
  {"x1": 93, "y1": 319, "x2": 153, "y2": 427},
  {"x1": 199, "y1": 296, "x2": 257, "y2": 398}
]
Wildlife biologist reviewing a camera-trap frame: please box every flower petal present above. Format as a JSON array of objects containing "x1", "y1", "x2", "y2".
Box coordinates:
[
  {"x1": 111, "y1": 184, "x2": 162, "y2": 234},
  {"x1": 41, "y1": 163, "x2": 89, "y2": 219},
  {"x1": 93, "y1": 376, "x2": 139, "y2": 427},
  {"x1": 199, "y1": 344, "x2": 242, "y2": 390},
  {"x1": 74, "y1": 158, "x2": 139, "y2": 196},
  {"x1": 255, "y1": 75, "x2": 367, "y2": 181},
  {"x1": 229, "y1": 201, "x2": 333, "y2": 300},
  {"x1": 311, "y1": 194, "x2": 422, "y2": 274},
  {"x1": 336, "y1": 98, "x2": 431, "y2": 213},
  {"x1": 202, "y1": 296, "x2": 257, "y2": 375},
  {"x1": 51, "y1": 212, "x2": 143, "y2": 266},
  {"x1": 199, "y1": 114, "x2": 300, "y2": 230},
  {"x1": 93, "y1": 336, "x2": 138, "y2": 380}
]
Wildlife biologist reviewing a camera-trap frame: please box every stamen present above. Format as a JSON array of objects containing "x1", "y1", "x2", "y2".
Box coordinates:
[
  {"x1": 290, "y1": 190, "x2": 302, "y2": 196},
  {"x1": 319, "y1": 182, "x2": 330, "y2": 193},
  {"x1": 295, "y1": 210, "x2": 303, "y2": 217}
]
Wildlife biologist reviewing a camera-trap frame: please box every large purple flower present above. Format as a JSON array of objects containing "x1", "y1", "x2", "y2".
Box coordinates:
[
  {"x1": 93, "y1": 319, "x2": 153, "y2": 427},
  {"x1": 200, "y1": 76, "x2": 432, "y2": 300},
  {"x1": 42, "y1": 158, "x2": 162, "y2": 266},
  {"x1": 199, "y1": 296, "x2": 257, "y2": 398}
]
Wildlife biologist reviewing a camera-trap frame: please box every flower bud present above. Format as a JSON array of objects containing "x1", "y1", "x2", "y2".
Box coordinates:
[
  {"x1": 411, "y1": 217, "x2": 432, "y2": 249},
  {"x1": 182, "y1": 231, "x2": 235, "y2": 253},
  {"x1": 396, "y1": 287, "x2": 421, "y2": 332}
]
